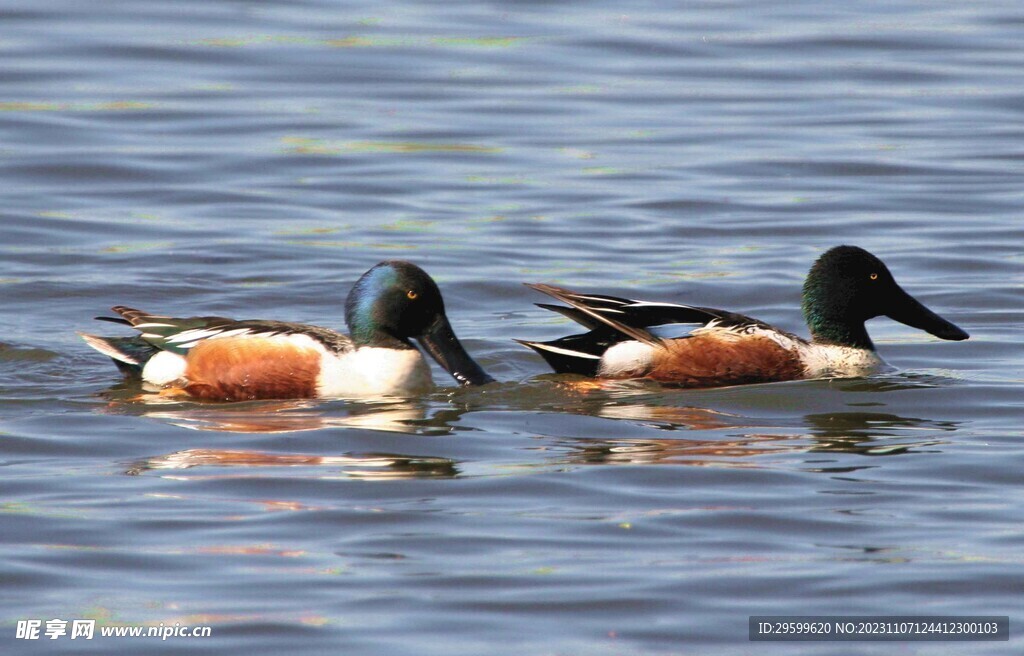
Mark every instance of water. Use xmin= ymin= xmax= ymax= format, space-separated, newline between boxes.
xmin=1 ymin=0 xmax=1022 ymax=654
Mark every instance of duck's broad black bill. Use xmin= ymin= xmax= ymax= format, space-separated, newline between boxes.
xmin=885 ymin=285 xmax=969 ymax=341
xmin=417 ymin=315 xmax=495 ymax=386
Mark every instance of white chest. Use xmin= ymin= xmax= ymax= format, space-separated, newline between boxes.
xmin=798 ymin=343 xmax=884 ymax=379
xmin=316 ymin=347 xmax=433 ymax=398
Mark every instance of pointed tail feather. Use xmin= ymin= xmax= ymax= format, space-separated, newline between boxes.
xmin=94 ymin=315 xmax=132 ymax=326
xmin=534 ymin=303 xmax=607 ymax=331
xmin=109 ymin=306 xmax=170 ymax=327
xmin=80 ymin=333 xmax=158 ymax=376
xmin=525 ymin=283 xmax=663 ymax=348
xmin=514 ymin=339 xmax=602 ymax=377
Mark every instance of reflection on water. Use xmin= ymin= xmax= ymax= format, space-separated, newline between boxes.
xmin=140 ymin=403 xmax=430 ymax=434
xmin=803 ymin=411 xmax=958 ymax=456
xmin=93 ymin=372 xmax=967 ymax=482
xmin=830 ymin=372 xmax=962 ymax=392
xmin=88 ymin=369 xmax=967 ymax=441
xmin=128 ymin=448 xmax=458 ymax=479
xmin=591 ymin=402 xmax=737 ymax=430
xmin=96 ymin=385 xmax=454 ymax=434
xmin=553 ymin=407 xmax=959 ymax=470
xmin=101 ymin=375 xmax=964 ymax=473
xmin=562 ymin=434 xmax=795 ymax=468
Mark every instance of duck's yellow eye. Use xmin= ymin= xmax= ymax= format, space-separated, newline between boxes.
xmin=869 ymin=273 xmax=878 ymax=280
xmin=407 ymin=290 xmax=418 ymax=300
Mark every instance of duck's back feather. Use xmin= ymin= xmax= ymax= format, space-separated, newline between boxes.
xmin=519 ymin=284 xmax=787 ymax=378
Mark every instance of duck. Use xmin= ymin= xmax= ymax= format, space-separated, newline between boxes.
xmin=82 ymin=260 xmax=494 ymax=401
xmin=517 ymin=246 xmax=968 ymax=388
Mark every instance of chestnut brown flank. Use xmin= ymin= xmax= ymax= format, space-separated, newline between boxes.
xmin=643 ymin=333 xmax=806 ymax=388
xmin=183 ymin=337 xmax=322 ymax=401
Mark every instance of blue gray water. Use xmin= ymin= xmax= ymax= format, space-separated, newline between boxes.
xmin=1 ymin=1 xmax=1022 ymax=654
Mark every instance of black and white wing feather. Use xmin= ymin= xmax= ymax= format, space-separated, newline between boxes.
xmin=517 ymin=283 xmax=772 ymax=375
xmin=82 ymin=306 xmax=355 ymax=374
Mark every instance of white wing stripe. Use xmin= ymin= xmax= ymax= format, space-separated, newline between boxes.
xmin=623 ymin=301 xmax=701 ymax=310
xmin=166 ymin=329 xmax=222 ymax=343
xmin=531 ymin=343 xmax=601 ymax=359
xmin=568 ymin=294 xmax=629 ymax=304
xmin=207 ymin=328 xmax=254 ymax=340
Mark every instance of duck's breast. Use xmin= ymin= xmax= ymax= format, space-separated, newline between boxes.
xmin=317 ymin=346 xmax=433 ymax=398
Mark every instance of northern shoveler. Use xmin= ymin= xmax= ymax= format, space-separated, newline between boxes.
xmin=518 ymin=246 xmax=968 ymax=388
xmin=82 ymin=261 xmax=494 ymax=401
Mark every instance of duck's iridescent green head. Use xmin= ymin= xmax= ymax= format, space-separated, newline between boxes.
xmin=345 ymin=261 xmax=494 ymax=386
xmin=801 ymin=246 xmax=969 ymax=349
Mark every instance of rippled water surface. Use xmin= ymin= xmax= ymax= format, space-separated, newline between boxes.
xmin=2 ymin=0 xmax=1022 ymax=654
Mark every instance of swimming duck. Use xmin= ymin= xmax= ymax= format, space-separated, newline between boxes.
xmin=518 ymin=246 xmax=968 ymax=387
xmin=82 ymin=261 xmax=494 ymax=401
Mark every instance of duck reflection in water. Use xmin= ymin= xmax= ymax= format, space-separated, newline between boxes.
xmin=95 ymin=382 xmax=477 ymax=435
xmin=552 ymin=399 xmax=959 ymax=469
xmin=802 ymin=411 xmax=959 ymax=458
xmin=128 ymin=448 xmax=458 ymax=479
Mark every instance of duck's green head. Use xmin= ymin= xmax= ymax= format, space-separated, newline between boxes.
xmin=801 ymin=245 xmax=969 ymax=349
xmin=345 ymin=261 xmax=494 ymax=386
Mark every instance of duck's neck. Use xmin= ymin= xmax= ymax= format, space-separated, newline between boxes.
xmin=802 ymin=296 xmax=875 ymax=350
xmin=807 ymin=316 xmax=875 ymax=350
xmin=360 ymin=332 xmax=414 ymax=351
xmin=347 ymin=318 xmax=414 ymax=351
